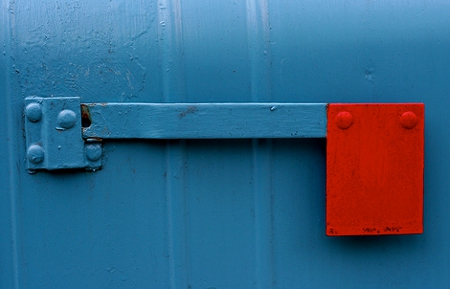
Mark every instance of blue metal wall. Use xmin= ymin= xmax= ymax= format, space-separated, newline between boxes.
xmin=2 ymin=0 xmax=450 ymax=288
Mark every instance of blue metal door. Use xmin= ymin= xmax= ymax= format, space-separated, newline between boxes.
xmin=1 ymin=0 xmax=449 ymax=288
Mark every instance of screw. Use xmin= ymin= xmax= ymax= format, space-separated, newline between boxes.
xmin=27 ymin=144 xmax=45 ymax=164
xmin=335 ymin=111 xmax=353 ymax=129
xmin=85 ymin=143 xmax=102 ymax=161
xmin=400 ymin=111 xmax=418 ymax=129
xmin=25 ymin=103 xmax=42 ymax=122
xmin=57 ymin=109 xmax=77 ymax=129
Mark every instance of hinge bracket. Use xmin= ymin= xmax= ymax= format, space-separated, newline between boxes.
xmin=24 ymin=96 xmax=102 ymax=173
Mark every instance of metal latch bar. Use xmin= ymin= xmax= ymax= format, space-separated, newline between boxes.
xmin=24 ymin=97 xmax=327 ymax=172
xmin=23 ymin=97 xmax=425 ymax=236
xmin=82 ymin=102 xmax=327 ymax=139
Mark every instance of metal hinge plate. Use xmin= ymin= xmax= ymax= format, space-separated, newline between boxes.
xmin=24 ymin=96 xmax=102 ymax=173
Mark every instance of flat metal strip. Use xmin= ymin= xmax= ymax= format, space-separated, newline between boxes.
xmin=82 ymin=103 xmax=327 ymax=139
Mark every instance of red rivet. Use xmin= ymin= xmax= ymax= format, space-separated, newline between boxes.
xmin=335 ymin=111 xmax=353 ymax=129
xmin=400 ymin=111 xmax=418 ymax=129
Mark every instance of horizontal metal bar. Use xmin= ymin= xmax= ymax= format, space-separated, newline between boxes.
xmin=82 ymin=103 xmax=327 ymax=139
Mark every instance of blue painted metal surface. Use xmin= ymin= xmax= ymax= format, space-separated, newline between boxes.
xmin=2 ymin=0 xmax=450 ymax=288
xmin=83 ymin=102 xmax=327 ymax=139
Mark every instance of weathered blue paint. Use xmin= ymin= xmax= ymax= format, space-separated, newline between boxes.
xmin=2 ymin=0 xmax=450 ymax=289
xmin=83 ymin=102 xmax=327 ymax=139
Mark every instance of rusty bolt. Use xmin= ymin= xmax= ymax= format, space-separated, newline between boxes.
xmin=335 ymin=111 xmax=353 ymax=129
xmin=400 ymin=111 xmax=418 ymax=129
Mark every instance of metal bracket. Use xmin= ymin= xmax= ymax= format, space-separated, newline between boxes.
xmin=24 ymin=96 xmax=102 ymax=173
xmin=326 ymin=104 xmax=424 ymax=236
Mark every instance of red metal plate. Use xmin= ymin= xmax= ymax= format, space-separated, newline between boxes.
xmin=326 ymin=104 xmax=424 ymax=236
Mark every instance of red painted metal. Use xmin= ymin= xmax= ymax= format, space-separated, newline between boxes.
xmin=326 ymin=104 xmax=424 ymax=236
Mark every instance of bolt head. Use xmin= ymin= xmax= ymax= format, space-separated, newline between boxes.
xmin=85 ymin=144 xmax=102 ymax=161
xmin=27 ymin=144 xmax=45 ymax=164
xmin=25 ymin=103 xmax=42 ymax=122
xmin=57 ymin=109 xmax=77 ymax=129
xmin=335 ymin=111 xmax=353 ymax=129
xmin=400 ymin=111 xmax=418 ymax=129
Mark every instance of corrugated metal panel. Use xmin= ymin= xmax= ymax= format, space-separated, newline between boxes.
xmin=2 ymin=0 xmax=450 ymax=288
